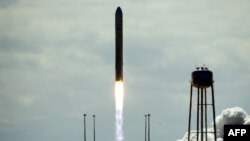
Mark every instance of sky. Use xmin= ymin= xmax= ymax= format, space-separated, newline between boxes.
xmin=0 ymin=0 xmax=250 ymax=141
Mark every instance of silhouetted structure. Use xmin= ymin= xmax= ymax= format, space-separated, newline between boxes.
xmin=83 ymin=114 xmax=87 ymax=141
xmin=83 ymin=114 xmax=96 ymax=141
xmin=144 ymin=114 xmax=151 ymax=141
xmin=115 ymin=7 xmax=123 ymax=81
xmin=145 ymin=114 xmax=147 ymax=141
xmin=187 ymin=67 xmax=217 ymax=141
xmin=93 ymin=115 xmax=96 ymax=141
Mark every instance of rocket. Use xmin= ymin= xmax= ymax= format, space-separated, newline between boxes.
xmin=115 ymin=7 xmax=123 ymax=81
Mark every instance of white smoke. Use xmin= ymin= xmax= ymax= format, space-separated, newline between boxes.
xmin=216 ymin=107 xmax=250 ymax=138
xmin=177 ymin=107 xmax=250 ymax=141
xmin=116 ymin=110 xmax=124 ymax=141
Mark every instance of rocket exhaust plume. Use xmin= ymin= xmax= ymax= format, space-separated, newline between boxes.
xmin=115 ymin=7 xmax=124 ymax=141
xmin=115 ymin=81 xmax=124 ymax=141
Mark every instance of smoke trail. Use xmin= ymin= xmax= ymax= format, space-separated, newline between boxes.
xmin=115 ymin=81 xmax=124 ymax=141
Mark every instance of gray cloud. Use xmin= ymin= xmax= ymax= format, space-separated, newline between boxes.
xmin=0 ymin=0 xmax=18 ymax=8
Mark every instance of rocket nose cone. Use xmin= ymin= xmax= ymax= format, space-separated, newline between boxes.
xmin=116 ymin=7 xmax=122 ymax=16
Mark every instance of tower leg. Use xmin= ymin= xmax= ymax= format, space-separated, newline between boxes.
xmin=211 ymin=85 xmax=217 ymax=141
xmin=197 ymin=86 xmax=200 ymax=141
xmin=201 ymin=88 xmax=204 ymax=141
xmin=188 ymin=84 xmax=193 ymax=141
xmin=205 ymin=88 xmax=208 ymax=141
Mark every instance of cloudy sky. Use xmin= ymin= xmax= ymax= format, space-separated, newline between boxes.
xmin=0 ymin=0 xmax=250 ymax=141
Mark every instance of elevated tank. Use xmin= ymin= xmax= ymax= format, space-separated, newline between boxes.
xmin=191 ymin=68 xmax=213 ymax=88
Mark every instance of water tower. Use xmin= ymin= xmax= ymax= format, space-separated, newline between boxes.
xmin=187 ymin=67 xmax=217 ymax=141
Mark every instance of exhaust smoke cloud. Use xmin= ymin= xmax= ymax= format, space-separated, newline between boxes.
xmin=177 ymin=107 xmax=250 ymax=141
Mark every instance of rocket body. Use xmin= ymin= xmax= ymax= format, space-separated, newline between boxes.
xmin=115 ymin=7 xmax=123 ymax=81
